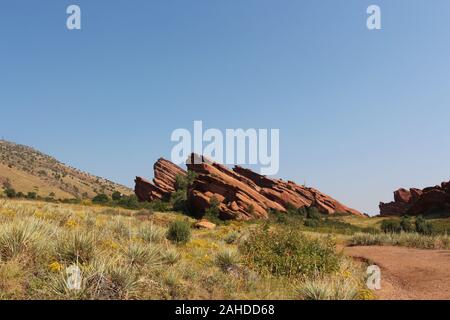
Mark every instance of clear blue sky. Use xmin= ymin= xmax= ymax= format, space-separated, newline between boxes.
xmin=1 ymin=1 xmax=450 ymax=215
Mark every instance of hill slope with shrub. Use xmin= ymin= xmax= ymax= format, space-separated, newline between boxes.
xmin=0 ymin=140 xmax=132 ymax=199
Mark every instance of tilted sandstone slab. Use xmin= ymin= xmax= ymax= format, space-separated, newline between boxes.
xmin=233 ymin=166 xmax=362 ymax=216
xmin=187 ymin=156 xmax=285 ymax=220
xmin=186 ymin=154 xmax=361 ymax=220
xmin=135 ymin=158 xmax=186 ymax=201
xmin=136 ymin=155 xmax=362 ymax=220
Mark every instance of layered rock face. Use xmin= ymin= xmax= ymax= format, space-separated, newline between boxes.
xmin=233 ymin=166 xmax=362 ymax=216
xmin=136 ymin=155 xmax=362 ymax=220
xmin=135 ymin=158 xmax=186 ymax=201
xmin=186 ymin=155 xmax=286 ymax=220
xmin=379 ymin=181 xmax=450 ymax=216
xmin=186 ymin=154 xmax=362 ymax=220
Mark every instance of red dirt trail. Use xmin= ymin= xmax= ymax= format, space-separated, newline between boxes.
xmin=343 ymin=246 xmax=450 ymax=300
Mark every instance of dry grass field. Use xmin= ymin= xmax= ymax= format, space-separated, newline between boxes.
xmin=0 ymin=199 xmax=372 ymax=300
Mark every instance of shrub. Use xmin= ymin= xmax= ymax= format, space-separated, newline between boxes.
xmin=307 ymin=207 xmax=322 ymax=220
xmin=26 ymin=192 xmax=37 ymax=200
xmin=171 ymin=172 xmax=197 ymax=214
xmin=92 ymin=194 xmax=110 ymax=204
xmin=151 ymin=200 xmax=170 ymax=212
xmin=204 ymin=197 xmax=222 ymax=224
xmin=270 ymin=210 xmax=288 ymax=224
xmin=5 ymin=188 xmax=16 ymax=199
xmin=400 ymin=216 xmax=415 ymax=233
xmin=380 ymin=219 xmax=402 ymax=233
xmin=224 ymin=231 xmax=239 ymax=244
xmin=111 ymin=191 xmax=122 ymax=201
xmin=117 ymin=195 xmax=141 ymax=209
xmin=240 ymin=228 xmax=340 ymax=277
xmin=304 ymin=219 xmax=319 ymax=228
xmin=215 ymin=249 xmax=239 ymax=272
xmin=415 ymin=216 xmax=435 ymax=235
xmin=175 ymin=171 xmax=197 ymax=190
xmin=166 ymin=220 xmax=191 ymax=244
xmin=171 ymin=189 xmax=187 ymax=212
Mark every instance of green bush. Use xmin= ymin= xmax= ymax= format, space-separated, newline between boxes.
xmin=5 ymin=188 xmax=16 ymax=198
xmin=150 ymin=200 xmax=170 ymax=212
xmin=380 ymin=219 xmax=402 ymax=233
xmin=92 ymin=194 xmax=110 ymax=204
xmin=307 ymin=207 xmax=322 ymax=220
xmin=111 ymin=191 xmax=122 ymax=201
xmin=224 ymin=231 xmax=239 ymax=244
xmin=204 ymin=196 xmax=222 ymax=224
xmin=171 ymin=189 xmax=188 ymax=212
xmin=117 ymin=195 xmax=140 ymax=209
xmin=240 ymin=228 xmax=340 ymax=277
xmin=304 ymin=219 xmax=319 ymax=227
xmin=400 ymin=216 xmax=415 ymax=233
xmin=26 ymin=192 xmax=37 ymax=200
xmin=175 ymin=173 xmax=196 ymax=191
xmin=415 ymin=216 xmax=435 ymax=235
xmin=166 ymin=220 xmax=191 ymax=244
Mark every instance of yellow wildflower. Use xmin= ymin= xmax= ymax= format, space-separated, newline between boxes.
xmin=358 ymin=289 xmax=376 ymax=300
xmin=65 ymin=218 xmax=78 ymax=228
xmin=48 ymin=262 xmax=62 ymax=273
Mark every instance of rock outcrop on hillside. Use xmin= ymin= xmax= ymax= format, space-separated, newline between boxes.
xmin=379 ymin=181 xmax=450 ymax=216
xmin=135 ymin=154 xmax=362 ymax=220
xmin=186 ymin=154 xmax=286 ymax=220
xmin=135 ymin=158 xmax=186 ymax=201
xmin=233 ymin=166 xmax=362 ymax=216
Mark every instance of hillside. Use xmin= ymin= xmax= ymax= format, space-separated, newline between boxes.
xmin=0 ymin=140 xmax=132 ymax=199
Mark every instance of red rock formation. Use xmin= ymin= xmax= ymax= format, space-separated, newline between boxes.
xmin=186 ymin=154 xmax=362 ymax=220
xmin=186 ymin=155 xmax=285 ymax=220
xmin=136 ymin=155 xmax=363 ymax=220
xmin=135 ymin=158 xmax=186 ymax=201
xmin=380 ymin=181 xmax=450 ymax=216
xmin=233 ymin=166 xmax=362 ymax=216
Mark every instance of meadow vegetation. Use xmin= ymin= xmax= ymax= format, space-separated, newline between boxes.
xmin=0 ymin=199 xmax=372 ymax=300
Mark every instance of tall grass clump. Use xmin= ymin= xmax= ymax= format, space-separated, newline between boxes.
xmin=215 ymin=249 xmax=239 ymax=272
xmin=297 ymin=276 xmax=359 ymax=300
xmin=47 ymin=259 xmax=141 ymax=300
xmin=166 ymin=220 xmax=191 ymax=244
xmin=138 ymin=223 xmax=166 ymax=243
xmin=122 ymin=242 xmax=163 ymax=268
xmin=0 ymin=218 xmax=55 ymax=261
xmin=55 ymin=231 xmax=96 ymax=264
xmin=349 ymin=232 xmax=450 ymax=249
xmin=240 ymin=228 xmax=340 ymax=277
xmin=162 ymin=248 xmax=181 ymax=265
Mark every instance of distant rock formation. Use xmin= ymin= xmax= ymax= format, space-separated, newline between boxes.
xmin=135 ymin=158 xmax=186 ymax=201
xmin=379 ymin=181 xmax=450 ymax=216
xmin=135 ymin=154 xmax=363 ymax=220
